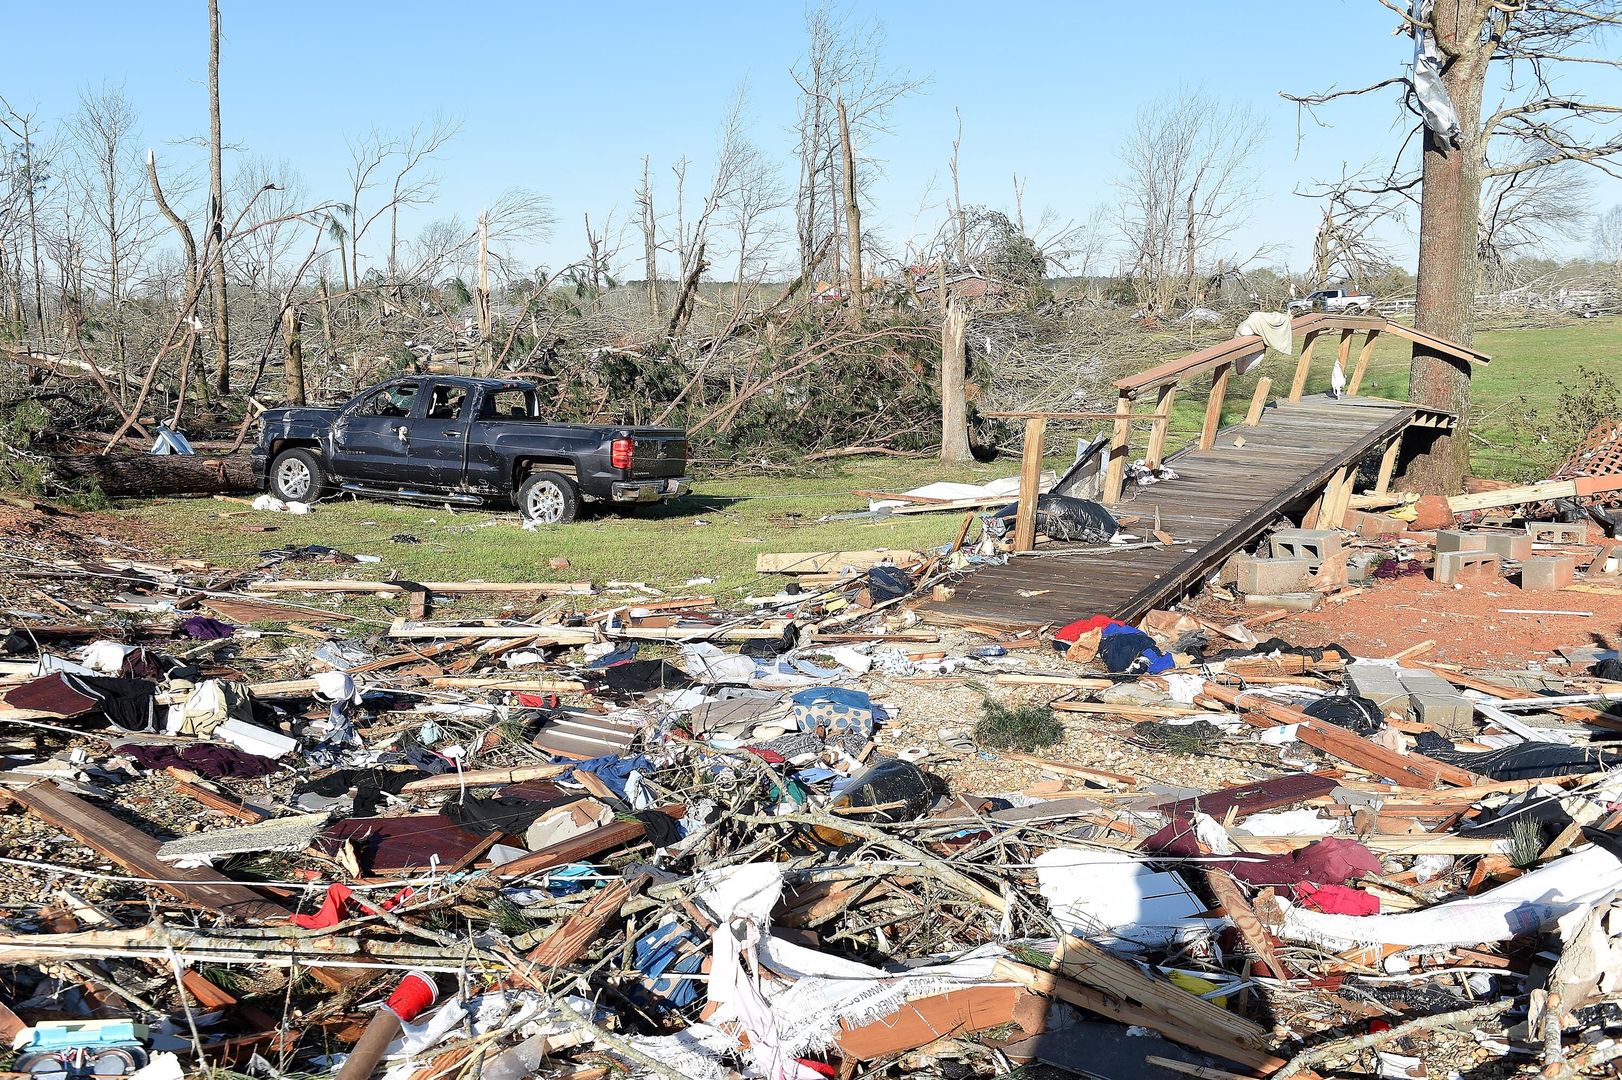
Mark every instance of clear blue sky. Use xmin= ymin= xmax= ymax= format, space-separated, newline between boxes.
xmin=7 ymin=1 xmax=1620 ymax=279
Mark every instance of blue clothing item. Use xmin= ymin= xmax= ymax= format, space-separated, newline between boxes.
xmin=552 ymin=753 xmax=654 ymax=801
xmin=630 ymin=922 xmax=705 ymax=1009
xmin=1099 ymin=624 xmax=1175 ymax=674
xmin=587 ymin=643 xmax=640 ymax=669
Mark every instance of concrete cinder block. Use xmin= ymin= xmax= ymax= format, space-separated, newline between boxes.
xmin=1242 ymin=591 xmax=1321 ymax=612
xmin=1270 ymin=529 xmax=1343 ymax=568
xmin=1237 ymin=555 xmax=1313 ymax=596
xmin=1526 ymin=522 xmax=1588 ymax=545
xmin=1351 ymin=510 xmax=1407 ymax=538
xmin=1520 ymin=554 xmax=1577 ymax=592
xmin=1347 ymin=663 xmax=1409 ymax=713
xmin=1480 ymin=531 xmax=1533 ymax=562
xmin=1435 ymin=549 xmax=1502 ymax=585
xmin=1397 ymin=671 xmax=1458 ymax=698
xmin=1410 ymin=693 xmax=1476 ymax=739
xmin=1435 ymin=529 xmax=1488 ymax=554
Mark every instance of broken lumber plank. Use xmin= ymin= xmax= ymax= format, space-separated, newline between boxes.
xmin=249 ymin=579 xmax=594 ymax=596
xmin=427 ymin=677 xmax=588 ymax=691
xmin=388 ymin=619 xmax=598 ymax=644
xmin=165 ymin=768 xmax=266 ymax=823
xmin=12 ymin=783 xmax=288 ymax=921
xmin=1410 ymin=662 xmax=1622 ymax=732
xmin=1199 ymin=683 xmax=1482 ymax=788
xmin=0 ymin=925 xmax=487 ymax=972
xmin=991 ymin=953 xmax=1282 ymax=1072
xmin=755 ymin=549 xmax=922 ymax=574
xmin=399 ymin=764 xmax=575 ymax=794
xmin=1447 ymin=474 xmax=1622 ymax=513
xmin=523 ymin=873 xmax=647 ymax=968
xmin=493 ymin=819 xmax=649 ymax=880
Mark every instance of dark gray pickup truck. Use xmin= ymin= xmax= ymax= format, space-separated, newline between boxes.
xmin=251 ymin=375 xmax=688 ymax=524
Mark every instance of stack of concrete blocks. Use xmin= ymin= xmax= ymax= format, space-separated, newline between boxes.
xmin=1344 ymin=663 xmax=1408 ymax=717
xmin=1433 ymin=530 xmax=1503 ymax=585
xmin=1396 ymin=669 xmax=1476 ymax=739
xmin=1270 ymin=529 xmax=1342 ymax=568
xmin=1347 ymin=663 xmax=1476 ymax=737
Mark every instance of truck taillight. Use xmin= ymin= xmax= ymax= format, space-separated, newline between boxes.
xmin=610 ymin=438 xmax=634 ymax=470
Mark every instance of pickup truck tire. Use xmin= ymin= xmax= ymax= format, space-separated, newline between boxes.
xmin=1343 ymin=303 xmax=1365 ymax=316
xmin=517 ymin=471 xmax=580 ymax=525
xmin=268 ymin=448 xmax=327 ymax=503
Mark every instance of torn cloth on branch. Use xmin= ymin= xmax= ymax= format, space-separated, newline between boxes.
xmin=1410 ymin=0 xmax=1463 ymax=146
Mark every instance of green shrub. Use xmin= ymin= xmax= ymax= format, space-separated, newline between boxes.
xmin=975 ymin=699 xmax=1063 ymax=751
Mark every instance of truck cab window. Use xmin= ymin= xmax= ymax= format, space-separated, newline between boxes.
xmin=426 ymin=385 xmax=467 ymax=420
xmin=356 ymin=382 xmax=419 ymax=419
xmin=482 ymin=388 xmax=536 ymax=420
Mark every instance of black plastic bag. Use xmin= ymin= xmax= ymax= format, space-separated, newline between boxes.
xmin=867 ymin=565 xmax=915 ymax=602
xmin=984 ymin=495 xmax=1119 ymax=544
xmin=1304 ymin=692 xmax=1384 ymax=736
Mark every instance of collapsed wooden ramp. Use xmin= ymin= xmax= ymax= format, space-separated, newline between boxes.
xmin=925 ymin=396 xmax=1423 ymax=629
xmin=923 ymin=313 xmax=1483 ymax=631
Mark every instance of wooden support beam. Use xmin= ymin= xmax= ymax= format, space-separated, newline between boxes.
xmin=1243 ymin=376 xmax=1272 ymax=427
xmin=1102 ymin=393 xmax=1131 ymax=504
xmin=1374 ymin=436 xmax=1402 ymax=494
xmin=1143 ymin=383 xmax=1178 ymax=470
xmin=1288 ymin=330 xmax=1321 ymax=402
xmin=1346 ymin=329 xmax=1380 ymax=396
xmin=1198 ymin=362 xmax=1231 ymax=451
xmin=1013 ymin=416 xmax=1047 ymax=551
xmin=1323 ymin=467 xmax=1356 ymax=529
xmin=1302 ymin=465 xmax=1347 ymax=530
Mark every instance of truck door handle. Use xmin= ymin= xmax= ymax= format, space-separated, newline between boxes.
xmin=444 ymin=429 xmax=461 ymax=437
xmin=397 ymin=426 xmax=409 ymax=441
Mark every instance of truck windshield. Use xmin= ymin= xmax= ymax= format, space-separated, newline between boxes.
xmin=482 ymin=388 xmax=537 ymax=420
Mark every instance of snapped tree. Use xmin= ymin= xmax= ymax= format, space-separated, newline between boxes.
xmin=1287 ymin=0 xmax=1622 ymax=493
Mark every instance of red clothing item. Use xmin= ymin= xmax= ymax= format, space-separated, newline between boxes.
xmin=292 ymin=882 xmax=413 ymax=929
xmin=1054 ymin=615 xmax=1126 ymax=643
xmin=1295 ymin=881 xmax=1379 ymax=915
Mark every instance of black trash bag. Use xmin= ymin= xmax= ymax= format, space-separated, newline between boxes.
xmin=1593 ymin=657 xmax=1622 ymax=683
xmin=1304 ymin=692 xmax=1384 ymax=736
xmin=984 ymin=495 xmax=1119 ymax=544
xmin=867 ymin=565 xmax=915 ymax=603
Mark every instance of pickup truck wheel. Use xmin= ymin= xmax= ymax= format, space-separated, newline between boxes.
xmin=517 ymin=471 xmax=579 ymax=525
xmin=269 ymin=448 xmax=326 ymax=503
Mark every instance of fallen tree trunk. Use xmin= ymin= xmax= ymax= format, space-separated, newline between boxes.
xmin=49 ymin=453 xmax=256 ymax=496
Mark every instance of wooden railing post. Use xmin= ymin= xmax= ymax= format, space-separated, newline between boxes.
xmin=1143 ymin=382 xmax=1177 ymax=470
xmin=1012 ymin=415 xmax=1047 ymax=552
xmin=1288 ymin=331 xmax=1321 ymax=402
xmin=1346 ymin=329 xmax=1380 ymax=397
xmin=1102 ymin=392 xmax=1132 ymax=504
xmin=1244 ymin=376 xmax=1272 ymax=426
xmin=1199 ymin=363 xmax=1231 ymax=450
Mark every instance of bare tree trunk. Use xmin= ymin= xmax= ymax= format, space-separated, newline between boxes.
xmin=951 ymin=109 xmax=966 ymax=266
xmin=638 ymin=157 xmax=661 ymax=317
xmin=1404 ymin=3 xmax=1487 ymax=495
xmin=665 ymin=240 xmax=706 ymax=341
xmin=21 ymin=132 xmax=46 ymax=344
xmin=940 ymin=302 xmax=970 ymax=463
xmin=281 ymin=305 xmax=305 ymax=406
xmin=837 ymin=97 xmax=862 ymax=321
xmin=476 ymin=212 xmax=491 ymax=368
xmin=146 ymin=150 xmax=201 ymax=415
xmin=206 ymin=0 xmax=230 ymax=396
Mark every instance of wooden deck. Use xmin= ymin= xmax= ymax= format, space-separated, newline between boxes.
xmin=924 ymin=396 xmax=1425 ymax=630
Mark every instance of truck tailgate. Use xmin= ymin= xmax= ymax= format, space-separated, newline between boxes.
xmin=626 ymin=428 xmax=687 ymax=478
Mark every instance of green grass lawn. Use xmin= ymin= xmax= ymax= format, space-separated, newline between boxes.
xmin=122 ymin=319 xmax=1613 ymax=608
xmin=126 ymin=457 xmax=1011 ymax=609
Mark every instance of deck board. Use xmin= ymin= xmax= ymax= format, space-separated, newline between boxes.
xmin=924 ymin=396 xmax=1418 ymax=629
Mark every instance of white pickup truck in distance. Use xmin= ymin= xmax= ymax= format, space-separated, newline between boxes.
xmin=1287 ymin=289 xmax=1374 ymax=315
